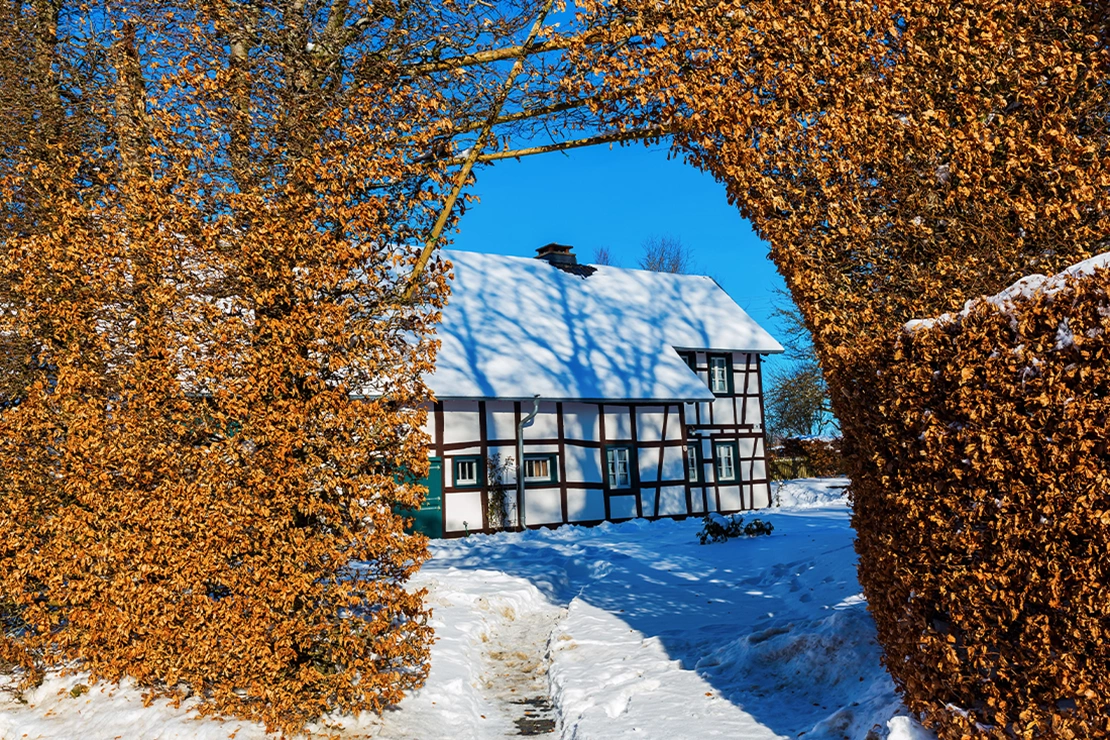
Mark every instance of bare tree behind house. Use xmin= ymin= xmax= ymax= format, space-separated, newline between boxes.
xmin=592 ymin=245 xmax=617 ymax=266
xmin=764 ymin=363 xmax=833 ymax=442
xmin=638 ymin=235 xmax=693 ymax=273
xmin=764 ymin=288 xmax=836 ymax=442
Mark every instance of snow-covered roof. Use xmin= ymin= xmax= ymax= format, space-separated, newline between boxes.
xmin=428 ymin=249 xmax=783 ymax=402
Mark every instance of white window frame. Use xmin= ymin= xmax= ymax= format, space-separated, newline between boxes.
xmin=455 ymin=458 xmax=478 ymax=487
xmin=687 ymin=444 xmax=700 ymax=482
xmin=715 ymin=442 xmax=737 ymax=482
xmin=607 ymin=447 xmax=631 ymax=489
xmin=524 ymin=456 xmax=553 ymax=483
xmin=709 ymin=356 xmax=730 ymax=394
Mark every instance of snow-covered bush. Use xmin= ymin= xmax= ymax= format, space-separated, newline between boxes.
xmin=697 ymin=513 xmax=773 ymax=544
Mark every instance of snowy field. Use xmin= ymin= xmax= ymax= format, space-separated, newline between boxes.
xmin=0 ymin=479 xmax=934 ymax=740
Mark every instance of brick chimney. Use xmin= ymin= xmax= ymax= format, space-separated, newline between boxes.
xmin=535 ymin=243 xmax=596 ymax=277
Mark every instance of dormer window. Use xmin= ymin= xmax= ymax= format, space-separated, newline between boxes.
xmin=708 ymin=355 xmax=732 ymax=394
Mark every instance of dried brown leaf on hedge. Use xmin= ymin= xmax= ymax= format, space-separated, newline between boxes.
xmin=0 ymin=1 xmax=500 ymax=735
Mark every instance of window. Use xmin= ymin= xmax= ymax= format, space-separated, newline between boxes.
xmin=606 ymin=447 xmax=632 ymax=489
xmin=523 ymin=455 xmax=557 ymax=484
xmin=677 ymin=351 xmax=697 ymax=371
xmin=686 ymin=444 xmax=701 ymax=483
xmin=453 ymin=456 xmax=481 ymax=488
xmin=708 ymin=355 xmax=731 ymax=394
xmin=715 ymin=442 xmax=738 ymax=482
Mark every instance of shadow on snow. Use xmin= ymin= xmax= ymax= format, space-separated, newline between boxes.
xmin=425 ymin=503 xmax=897 ymax=739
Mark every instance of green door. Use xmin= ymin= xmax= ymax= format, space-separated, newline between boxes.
xmin=402 ymin=457 xmax=443 ymax=539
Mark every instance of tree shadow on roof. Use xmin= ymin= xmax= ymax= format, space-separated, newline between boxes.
xmin=430 ymin=253 xmax=733 ymax=402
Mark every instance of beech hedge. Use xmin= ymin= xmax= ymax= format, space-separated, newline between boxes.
xmin=842 ymin=262 xmax=1110 ymax=738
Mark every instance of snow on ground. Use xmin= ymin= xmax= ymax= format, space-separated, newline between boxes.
xmin=0 ymin=479 xmax=932 ymax=740
xmin=772 ymin=477 xmax=851 ymax=509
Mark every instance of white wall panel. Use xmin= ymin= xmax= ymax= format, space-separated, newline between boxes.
xmin=442 ymin=401 xmax=480 ymax=445
xmin=665 ymin=406 xmax=685 ymax=440
xmin=562 ymin=405 xmax=600 ymax=441
xmin=752 ymin=481 xmax=772 ymax=509
xmin=524 ymin=488 xmax=562 ymax=526
xmin=565 ymin=446 xmax=602 ymax=484
xmin=751 ymin=459 xmax=767 ymax=482
xmin=638 ymin=447 xmax=660 ymax=482
xmin=745 ymin=397 xmax=762 ymax=426
xmin=603 ymin=407 xmax=633 ymax=441
xmin=609 ymin=494 xmax=638 ymax=520
xmin=525 ymin=402 xmax=559 ymax=439
xmin=524 ymin=443 xmax=560 ymax=455
xmin=445 ymin=492 xmax=483 ymax=533
xmin=635 ymin=408 xmax=666 ymax=442
xmin=713 ymin=399 xmax=735 ymax=426
xmin=719 ymin=485 xmax=742 ymax=512
xmin=485 ymin=401 xmax=517 ymax=442
xmin=732 ymin=353 xmax=753 ymax=393
xmin=657 ymin=486 xmax=687 ymax=516
xmin=661 ymin=445 xmax=686 ymax=482
xmin=681 ymin=403 xmax=697 ymax=427
xmin=567 ymin=490 xmax=605 ymax=522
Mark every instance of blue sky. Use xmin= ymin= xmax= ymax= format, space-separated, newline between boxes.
xmin=448 ymin=140 xmax=795 ymax=364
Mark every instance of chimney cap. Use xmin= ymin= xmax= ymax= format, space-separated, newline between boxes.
xmin=536 ymin=243 xmax=574 ymax=258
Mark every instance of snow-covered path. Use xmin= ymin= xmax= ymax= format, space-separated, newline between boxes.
xmin=0 ymin=479 xmax=934 ymax=740
xmin=369 ymin=478 xmax=930 ymax=740
xmin=362 ymin=568 xmax=566 ymax=739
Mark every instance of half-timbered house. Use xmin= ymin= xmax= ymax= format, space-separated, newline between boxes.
xmin=415 ymin=244 xmax=783 ymax=538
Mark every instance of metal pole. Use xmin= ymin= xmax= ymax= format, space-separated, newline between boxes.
xmin=516 ymin=395 xmax=540 ymax=530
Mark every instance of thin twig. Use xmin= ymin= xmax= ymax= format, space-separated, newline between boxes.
xmin=445 ymin=126 xmax=672 ymax=164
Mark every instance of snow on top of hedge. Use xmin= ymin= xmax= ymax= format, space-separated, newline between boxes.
xmin=904 ymin=251 xmax=1110 ymax=334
